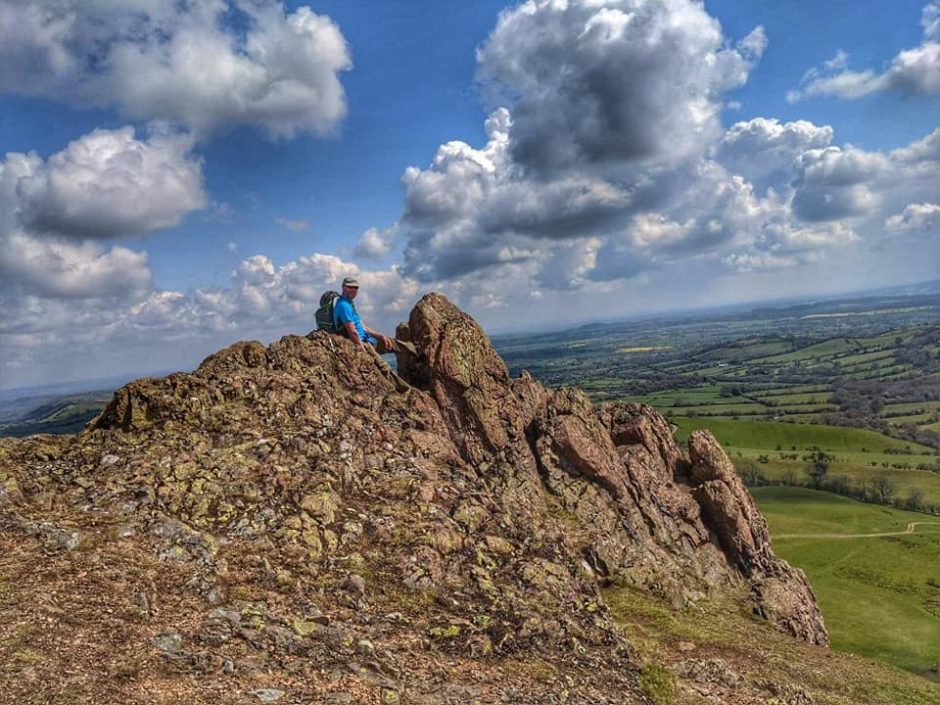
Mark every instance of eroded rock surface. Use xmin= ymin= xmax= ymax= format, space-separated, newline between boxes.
xmin=0 ymin=293 xmax=827 ymax=704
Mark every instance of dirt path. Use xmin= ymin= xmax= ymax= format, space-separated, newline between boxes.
xmin=776 ymin=521 xmax=940 ymax=540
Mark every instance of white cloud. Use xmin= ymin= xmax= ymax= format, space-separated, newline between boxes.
xmin=885 ymin=202 xmax=940 ymax=234
xmin=8 ymin=127 xmax=206 ymax=239
xmin=354 ymin=226 xmax=397 ymax=258
xmin=892 ymin=127 xmax=940 ymax=163
xmin=0 ymin=231 xmax=152 ymax=299
xmin=722 ymin=222 xmax=857 ymax=272
xmin=790 ymin=146 xmax=886 ymax=222
xmin=194 ymin=252 xmax=421 ymax=327
xmin=926 ymin=1 xmax=940 ymax=38
xmin=276 ymin=218 xmax=311 ymax=232
xmin=535 ymin=238 xmax=602 ymax=290
xmin=399 ymin=108 xmax=631 ymax=281
xmin=390 ymin=1 xmax=930 ymax=293
xmin=722 ymin=252 xmax=800 ymax=271
xmin=476 ymin=0 xmax=765 ymax=172
xmin=716 ymin=118 xmax=834 ymax=193
xmin=627 ymin=213 xmax=696 ymax=249
xmin=788 ymin=2 xmax=940 ymax=101
xmin=0 ymin=1 xmax=352 ymax=138
xmin=0 ymin=126 xmax=204 ymax=301
xmin=0 ymin=247 xmax=426 ymax=386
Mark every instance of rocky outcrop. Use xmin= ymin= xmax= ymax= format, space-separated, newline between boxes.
xmin=398 ymin=294 xmax=827 ymax=642
xmin=687 ymin=431 xmax=827 ymax=644
xmin=0 ymin=293 xmax=827 ymax=705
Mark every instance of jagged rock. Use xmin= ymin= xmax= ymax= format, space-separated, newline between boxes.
xmin=751 ymin=563 xmax=830 ymax=647
xmin=688 ymin=430 xmax=828 ymax=645
xmin=396 ymin=293 xmax=531 ymax=466
xmin=0 ymin=292 xmax=829 ymax=704
xmin=688 ymin=430 xmax=775 ymax=573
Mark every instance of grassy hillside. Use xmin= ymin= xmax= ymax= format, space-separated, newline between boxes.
xmin=754 ymin=487 xmax=940 ymax=675
xmin=606 ymin=582 xmax=939 ymax=705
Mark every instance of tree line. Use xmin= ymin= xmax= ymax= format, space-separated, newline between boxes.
xmin=737 ymin=452 xmax=938 ymax=515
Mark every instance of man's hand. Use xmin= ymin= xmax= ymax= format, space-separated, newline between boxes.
xmin=378 ymin=334 xmax=394 ymax=351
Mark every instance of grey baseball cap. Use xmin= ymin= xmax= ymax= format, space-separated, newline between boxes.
xmin=342 ymin=277 xmax=359 ymax=288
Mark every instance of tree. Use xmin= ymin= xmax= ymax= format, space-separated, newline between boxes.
xmin=871 ymin=475 xmax=896 ymax=505
xmin=806 ymin=450 xmax=833 ymax=489
xmin=737 ymin=460 xmax=766 ymax=487
xmin=827 ymin=475 xmax=851 ymax=496
xmin=904 ymin=488 xmax=925 ymax=511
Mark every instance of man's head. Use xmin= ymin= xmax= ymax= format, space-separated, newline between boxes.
xmin=341 ymin=276 xmax=359 ymax=299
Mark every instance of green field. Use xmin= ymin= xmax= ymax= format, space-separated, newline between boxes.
xmin=755 ymin=338 xmax=858 ymax=363
xmin=673 ymin=418 xmax=934 ymax=455
xmin=882 ymin=401 xmax=940 ymax=415
xmin=757 ymin=392 xmax=834 ymax=404
xmin=754 ymin=487 xmax=940 ymax=675
xmin=889 ymin=412 xmax=938 ymax=424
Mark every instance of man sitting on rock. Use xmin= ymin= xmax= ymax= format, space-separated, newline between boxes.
xmin=334 ymin=277 xmax=415 ymax=355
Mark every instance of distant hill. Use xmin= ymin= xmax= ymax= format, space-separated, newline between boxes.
xmin=0 ymin=391 xmax=112 ymax=438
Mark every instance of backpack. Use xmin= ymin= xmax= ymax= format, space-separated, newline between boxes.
xmin=315 ymin=290 xmax=342 ymax=333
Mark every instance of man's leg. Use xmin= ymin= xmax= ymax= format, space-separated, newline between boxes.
xmin=374 ymin=338 xmax=417 ymax=355
xmin=367 ymin=340 xmax=411 ymax=392
xmin=394 ymin=339 xmax=418 ymax=355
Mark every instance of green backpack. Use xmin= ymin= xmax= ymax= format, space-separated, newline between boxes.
xmin=315 ymin=291 xmax=342 ymax=333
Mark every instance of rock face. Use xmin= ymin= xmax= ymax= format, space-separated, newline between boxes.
xmin=0 ymin=293 xmax=827 ymax=705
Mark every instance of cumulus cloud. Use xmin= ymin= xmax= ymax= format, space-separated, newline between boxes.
xmin=476 ymin=0 xmax=765 ymax=172
xmin=187 ymin=253 xmax=420 ymax=329
xmin=399 ymin=108 xmax=630 ymax=281
xmin=716 ymin=118 xmax=834 ymax=193
xmin=390 ymin=0 xmax=929 ymax=292
xmin=722 ymin=252 xmax=801 ymax=271
xmin=0 ymin=0 xmax=351 ymax=138
xmin=354 ymin=226 xmax=397 ymax=259
xmin=788 ymin=2 xmax=940 ymax=101
xmin=722 ymin=222 xmax=857 ymax=271
xmin=5 ymin=127 xmax=206 ymax=239
xmin=535 ymin=238 xmax=603 ymax=290
xmin=790 ymin=146 xmax=886 ymax=222
xmin=0 ymin=231 xmax=152 ymax=299
xmin=885 ymin=202 xmax=940 ymax=233
xmin=892 ymin=126 xmax=940 ymax=163
xmin=0 ymin=126 xmax=206 ymax=302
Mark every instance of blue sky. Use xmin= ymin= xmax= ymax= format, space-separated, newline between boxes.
xmin=0 ymin=0 xmax=938 ymax=388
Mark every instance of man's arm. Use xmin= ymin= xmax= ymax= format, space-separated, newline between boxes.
xmin=344 ymin=321 xmax=368 ymax=350
xmin=362 ymin=323 xmax=393 ymax=349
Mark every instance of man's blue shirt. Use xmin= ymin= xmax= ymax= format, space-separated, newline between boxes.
xmin=334 ymin=296 xmax=376 ymax=345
